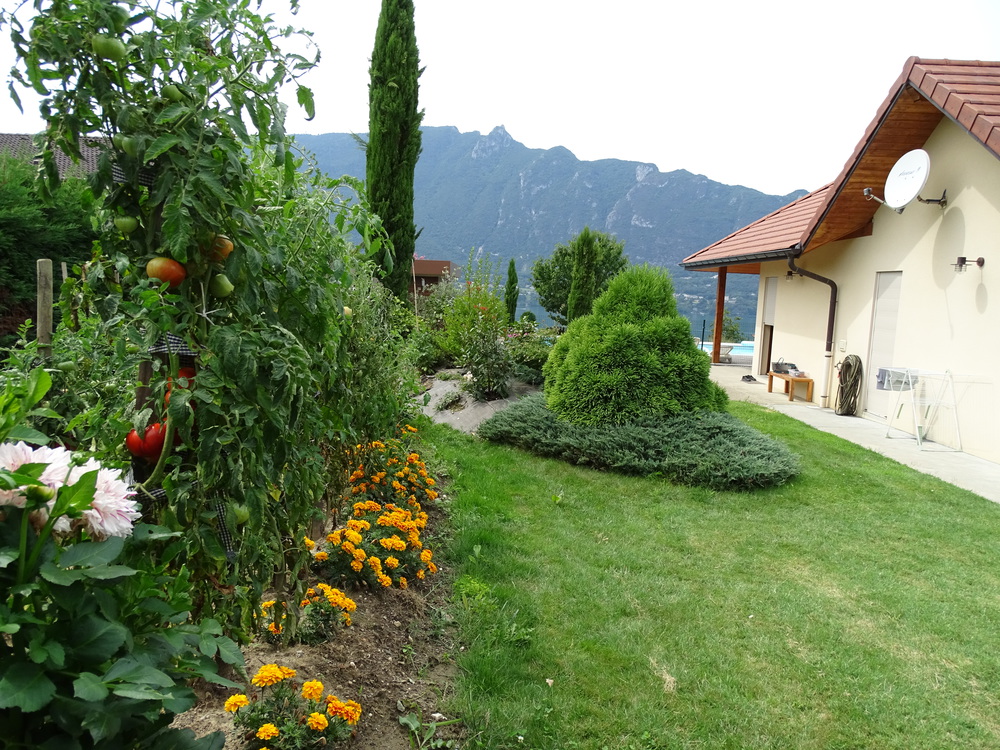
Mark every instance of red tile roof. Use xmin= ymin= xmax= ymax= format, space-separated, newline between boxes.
xmin=0 ymin=133 xmax=104 ymax=177
xmin=681 ymin=185 xmax=832 ymax=272
xmin=681 ymin=57 xmax=1000 ymax=272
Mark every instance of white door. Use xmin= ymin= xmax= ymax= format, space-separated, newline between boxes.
xmin=864 ymin=271 xmax=902 ymax=420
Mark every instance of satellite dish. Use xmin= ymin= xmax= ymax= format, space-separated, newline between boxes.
xmin=884 ymin=149 xmax=931 ymax=210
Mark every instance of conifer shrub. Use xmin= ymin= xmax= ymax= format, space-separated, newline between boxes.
xmin=477 ymin=393 xmax=800 ymax=491
xmin=543 ymin=265 xmax=727 ymax=426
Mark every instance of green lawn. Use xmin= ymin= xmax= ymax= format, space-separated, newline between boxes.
xmin=426 ymin=401 xmax=1000 ymax=750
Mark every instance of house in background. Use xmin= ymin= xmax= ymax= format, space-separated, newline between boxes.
xmin=410 ymin=258 xmax=456 ymax=297
xmin=681 ymin=58 xmax=1000 ymax=464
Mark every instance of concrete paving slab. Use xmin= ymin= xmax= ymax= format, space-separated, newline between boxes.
xmin=710 ymin=365 xmax=1000 ymax=504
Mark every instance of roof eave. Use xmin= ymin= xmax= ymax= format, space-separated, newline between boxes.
xmin=680 ymin=247 xmax=798 ymax=271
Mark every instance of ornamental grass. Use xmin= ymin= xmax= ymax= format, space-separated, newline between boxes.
xmin=227 ymin=664 xmax=360 ymax=749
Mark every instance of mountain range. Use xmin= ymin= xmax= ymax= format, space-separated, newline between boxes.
xmin=295 ymin=126 xmax=806 ymax=331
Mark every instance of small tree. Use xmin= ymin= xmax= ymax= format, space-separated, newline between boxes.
xmin=543 ymin=265 xmax=728 ymax=426
xmin=367 ymin=0 xmax=424 ymax=300
xmin=566 ymin=226 xmax=597 ymax=322
xmin=532 ymin=229 xmax=628 ymax=326
xmin=504 ymin=258 xmax=519 ymax=323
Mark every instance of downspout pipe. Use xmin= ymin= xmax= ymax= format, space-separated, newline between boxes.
xmin=787 ymin=250 xmax=838 ymax=407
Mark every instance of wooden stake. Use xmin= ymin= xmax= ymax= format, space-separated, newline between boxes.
xmin=36 ymin=259 xmax=53 ymax=361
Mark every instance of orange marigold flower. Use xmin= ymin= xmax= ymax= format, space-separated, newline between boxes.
xmin=350 ymin=560 xmax=364 ymax=572
xmin=224 ymin=694 xmax=249 ymax=712
xmin=307 ymin=712 xmax=329 ymax=731
xmin=256 ymin=723 xmax=279 ymax=740
xmin=385 ymin=556 xmax=399 ymax=569
xmin=352 ymin=548 xmax=367 ymax=562
xmin=261 ymin=600 xmax=276 ymax=610
xmin=327 ymin=696 xmax=364 ymax=725
xmin=327 ymin=531 xmax=341 ymax=545
xmin=278 ymin=666 xmax=296 ymax=679
xmin=251 ymin=664 xmax=287 ymax=687
xmin=267 ymin=622 xmax=283 ymax=635
xmin=398 ymin=576 xmax=408 ymax=589
xmin=416 ymin=569 xmax=425 ymax=580
xmin=427 ymin=562 xmax=438 ymax=574
xmin=345 ymin=530 xmax=363 ymax=545
xmin=425 ymin=478 xmax=435 ymax=486
xmin=302 ymin=680 xmax=324 ymax=701
xmin=378 ymin=574 xmax=392 ymax=587
xmin=420 ymin=549 xmax=433 ymax=563
xmin=314 ymin=551 xmax=329 ymax=562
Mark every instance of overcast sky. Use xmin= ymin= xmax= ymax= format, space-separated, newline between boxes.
xmin=3 ymin=1 xmax=1000 ymax=195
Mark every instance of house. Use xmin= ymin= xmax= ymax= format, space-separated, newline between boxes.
xmin=681 ymin=58 xmax=1000 ymax=463
xmin=410 ymin=258 xmax=456 ymax=297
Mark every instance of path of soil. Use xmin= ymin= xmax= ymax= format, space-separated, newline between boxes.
xmin=173 ymin=375 xmax=536 ymax=748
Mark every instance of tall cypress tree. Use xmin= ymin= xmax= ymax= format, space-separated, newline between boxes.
xmin=504 ymin=258 xmax=519 ymax=323
xmin=566 ymin=226 xmax=598 ymax=322
xmin=367 ymin=0 xmax=423 ymax=299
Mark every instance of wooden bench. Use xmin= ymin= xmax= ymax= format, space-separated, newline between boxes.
xmin=767 ymin=371 xmax=814 ymax=402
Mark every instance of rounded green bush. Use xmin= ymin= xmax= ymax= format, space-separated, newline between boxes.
xmin=542 ymin=265 xmax=727 ymax=426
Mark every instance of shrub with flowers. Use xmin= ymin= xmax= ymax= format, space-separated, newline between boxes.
xmin=0 ymin=369 xmax=241 ymax=747
xmin=310 ymin=429 xmax=440 ymax=589
xmin=296 ymin=583 xmax=357 ymax=644
xmin=228 ymin=664 xmax=361 ymax=749
xmin=343 ymin=427 xmax=440 ymax=507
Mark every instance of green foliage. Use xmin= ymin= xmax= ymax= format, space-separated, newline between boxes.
xmin=0 ymin=369 xmax=239 ymax=749
xmin=544 ymin=264 xmax=727 ymax=426
xmin=478 ymin=393 xmax=799 ymax=490
xmin=506 ymin=320 xmax=556 ymax=386
xmin=440 ymin=251 xmax=513 ymax=399
xmin=0 ymin=152 xmax=95 ymax=340
xmin=504 ymin=258 xmax=519 ymax=323
xmin=367 ymin=0 xmax=424 ymax=299
xmin=713 ymin=307 xmax=746 ymax=342
xmin=531 ymin=229 xmax=628 ymax=327
xmin=1 ymin=0 xmax=413 ymax=644
xmin=566 ymin=226 xmax=597 ymax=322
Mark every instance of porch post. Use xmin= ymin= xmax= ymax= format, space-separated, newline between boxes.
xmin=711 ymin=267 xmax=727 ymax=364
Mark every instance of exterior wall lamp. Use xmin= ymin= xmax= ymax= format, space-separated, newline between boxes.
xmin=952 ymin=256 xmax=985 ymax=273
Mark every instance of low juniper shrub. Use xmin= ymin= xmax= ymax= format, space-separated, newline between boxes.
xmin=477 ymin=393 xmax=800 ymax=491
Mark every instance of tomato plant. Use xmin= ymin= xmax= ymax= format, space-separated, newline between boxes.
xmin=3 ymin=0 xmax=398 ymax=648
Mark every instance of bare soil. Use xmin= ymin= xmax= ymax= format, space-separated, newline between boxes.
xmin=172 ymin=375 xmax=525 ymax=749
xmin=172 ymin=508 xmax=465 ymax=750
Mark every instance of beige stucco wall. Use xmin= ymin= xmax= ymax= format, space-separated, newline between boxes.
xmin=755 ymin=118 xmax=1000 ymax=463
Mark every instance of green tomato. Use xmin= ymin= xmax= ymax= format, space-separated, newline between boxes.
xmin=55 ymin=361 xmax=78 ymax=373
xmin=120 ymin=135 xmax=140 ymax=158
xmin=107 ymin=6 xmax=130 ymax=34
xmin=162 ymin=84 xmax=185 ymax=102
xmin=232 ymin=504 xmax=250 ymax=525
xmin=92 ymin=35 xmax=127 ymax=62
xmin=209 ymin=273 xmax=235 ymax=298
xmin=114 ymin=215 xmax=139 ymax=234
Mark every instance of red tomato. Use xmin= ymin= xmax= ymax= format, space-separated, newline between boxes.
xmin=125 ymin=428 xmax=145 ymax=456
xmin=167 ymin=366 xmax=196 ymax=392
xmin=146 ymin=257 xmax=186 ymax=288
xmin=124 ymin=422 xmax=168 ymax=461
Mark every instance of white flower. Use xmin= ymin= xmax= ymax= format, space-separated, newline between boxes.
xmin=0 ymin=442 xmax=139 ymax=537
xmin=82 ymin=468 xmax=140 ymax=538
